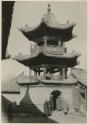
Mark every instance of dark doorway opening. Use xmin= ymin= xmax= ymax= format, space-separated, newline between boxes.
xmin=50 ymin=90 xmax=62 ymax=110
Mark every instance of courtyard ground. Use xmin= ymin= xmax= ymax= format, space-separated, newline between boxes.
xmin=49 ymin=110 xmax=86 ymax=123
xmin=2 ymin=109 xmax=86 ymax=123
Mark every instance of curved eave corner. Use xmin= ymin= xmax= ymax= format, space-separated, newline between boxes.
xmin=18 ymin=21 xmax=76 ymax=33
xmin=18 ymin=21 xmax=76 ymax=42
xmin=14 ymin=51 xmax=80 ymax=62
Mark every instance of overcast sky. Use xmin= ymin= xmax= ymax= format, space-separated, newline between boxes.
xmin=7 ymin=1 xmax=87 ymax=69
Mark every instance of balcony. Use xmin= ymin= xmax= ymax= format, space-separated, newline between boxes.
xmin=31 ymin=45 xmax=66 ymax=55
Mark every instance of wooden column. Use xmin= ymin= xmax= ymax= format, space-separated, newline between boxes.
xmin=43 ymin=67 xmax=46 ymax=79
xmin=62 ymin=68 xmax=66 ymax=79
xmin=58 ymin=41 xmax=61 ymax=47
xmin=65 ymin=68 xmax=67 ymax=79
xmin=58 ymin=69 xmax=61 ymax=80
xmin=29 ymin=67 xmax=31 ymax=80
xmin=65 ymin=48 xmax=67 ymax=53
xmin=38 ymin=67 xmax=40 ymax=76
xmin=62 ymin=42 xmax=65 ymax=47
xmin=50 ymin=72 xmax=53 ymax=80
xmin=50 ymin=73 xmax=53 ymax=80
xmin=35 ymin=42 xmax=37 ymax=49
xmin=34 ymin=70 xmax=37 ymax=80
xmin=44 ymin=36 xmax=47 ymax=46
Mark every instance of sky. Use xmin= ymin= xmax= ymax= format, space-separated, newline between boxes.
xmin=7 ymin=1 xmax=87 ymax=70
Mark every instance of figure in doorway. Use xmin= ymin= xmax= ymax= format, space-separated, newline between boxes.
xmin=56 ymin=94 xmax=69 ymax=115
xmin=43 ymin=100 xmax=52 ymax=117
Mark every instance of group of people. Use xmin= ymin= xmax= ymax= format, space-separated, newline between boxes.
xmin=43 ymin=95 xmax=69 ymax=117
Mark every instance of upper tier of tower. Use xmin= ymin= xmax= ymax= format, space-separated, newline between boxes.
xmin=15 ymin=4 xmax=80 ymax=69
xmin=19 ymin=4 xmax=76 ymax=45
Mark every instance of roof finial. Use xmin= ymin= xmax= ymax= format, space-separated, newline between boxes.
xmin=47 ymin=3 xmax=51 ymax=13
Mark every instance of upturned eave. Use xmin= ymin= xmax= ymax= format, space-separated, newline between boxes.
xmin=15 ymin=51 xmax=80 ymax=68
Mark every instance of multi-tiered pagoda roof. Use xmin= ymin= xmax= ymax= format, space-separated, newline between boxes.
xmin=15 ymin=4 xmax=80 ymax=85
xmin=19 ymin=4 xmax=76 ymax=43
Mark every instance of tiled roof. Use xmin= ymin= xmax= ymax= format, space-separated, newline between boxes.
xmin=20 ymin=12 xmax=76 ymax=33
xmin=19 ymin=5 xmax=76 ymax=42
xmin=2 ymin=75 xmax=21 ymax=94
xmin=17 ymin=72 xmax=38 ymax=85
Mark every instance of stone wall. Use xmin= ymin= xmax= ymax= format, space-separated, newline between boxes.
xmin=29 ymin=85 xmax=74 ymax=112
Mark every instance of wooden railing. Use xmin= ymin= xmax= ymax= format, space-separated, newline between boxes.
xmin=31 ymin=45 xmax=66 ymax=55
xmin=30 ymin=74 xmax=63 ymax=81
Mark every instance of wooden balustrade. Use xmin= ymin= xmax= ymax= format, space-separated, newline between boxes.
xmin=31 ymin=45 xmax=66 ymax=55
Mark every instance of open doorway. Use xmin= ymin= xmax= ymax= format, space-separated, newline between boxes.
xmin=50 ymin=90 xmax=62 ymax=110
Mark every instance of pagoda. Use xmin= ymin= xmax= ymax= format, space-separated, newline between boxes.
xmin=15 ymin=4 xmax=80 ymax=113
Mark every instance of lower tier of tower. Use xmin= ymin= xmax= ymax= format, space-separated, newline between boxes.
xmin=2 ymin=84 xmax=87 ymax=118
